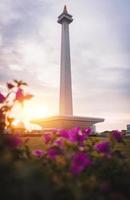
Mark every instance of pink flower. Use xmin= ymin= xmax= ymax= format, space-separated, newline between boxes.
xmin=47 ymin=148 xmax=58 ymax=160
xmin=0 ymin=93 xmax=6 ymax=103
xmin=70 ymin=152 xmax=92 ymax=175
xmin=43 ymin=133 xmax=52 ymax=144
xmin=69 ymin=128 xmax=87 ymax=143
xmin=59 ymin=129 xmax=69 ymax=139
xmin=94 ymin=141 xmax=111 ymax=154
xmin=111 ymin=130 xmax=123 ymax=142
xmin=54 ymin=138 xmax=64 ymax=147
xmin=84 ymin=128 xmax=92 ymax=136
xmin=60 ymin=128 xmax=89 ymax=143
xmin=15 ymin=88 xmax=24 ymax=102
xmin=69 ymin=128 xmax=80 ymax=142
xmin=5 ymin=135 xmax=22 ymax=149
xmin=32 ymin=149 xmax=45 ymax=158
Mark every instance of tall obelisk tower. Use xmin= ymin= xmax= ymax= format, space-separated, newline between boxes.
xmin=32 ymin=6 xmax=104 ymax=130
xmin=58 ymin=5 xmax=73 ymax=116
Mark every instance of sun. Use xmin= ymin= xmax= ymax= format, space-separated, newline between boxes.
xmin=11 ymin=100 xmax=51 ymax=122
xmin=10 ymin=99 xmax=51 ymax=131
xmin=22 ymin=101 xmax=50 ymax=122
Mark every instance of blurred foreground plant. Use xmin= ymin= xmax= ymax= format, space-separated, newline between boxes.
xmin=0 ymin=128 xmax=130 ymax=200
xmin=0 ymin=80 xmax=33 ymax=133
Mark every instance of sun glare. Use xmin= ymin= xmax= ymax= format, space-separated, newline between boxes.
xmin=12 ymin=119 xmax=20 ymax=127
xmin=22 ymin=101 xmax=50 ymax=121
xmin=10 ymin=100 xmax=51 ymax=131
xmin=11 ymin=100 xmax=50 ymax=121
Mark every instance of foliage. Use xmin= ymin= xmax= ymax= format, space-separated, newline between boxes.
xmin=0 ymin=80 xmax=33 ymax=133
xmin=0 ymin=129 xmax=130 ymax=200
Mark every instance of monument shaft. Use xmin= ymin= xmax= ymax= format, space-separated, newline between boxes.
xmin=58 ymin=6 xmax=73 ymax=116
xmin=32 ymin=6 xmax=105 ymax=130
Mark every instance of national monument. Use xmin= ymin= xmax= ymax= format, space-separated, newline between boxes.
xmin=33 ymin=6 xmax=104 ymax=130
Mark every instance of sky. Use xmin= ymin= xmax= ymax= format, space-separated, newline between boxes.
xmin=0 ymin=0 xmax=130 ymax=131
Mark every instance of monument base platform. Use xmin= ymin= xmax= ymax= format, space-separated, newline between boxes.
xmin=32 ymin=115 xmax=104 ymax=130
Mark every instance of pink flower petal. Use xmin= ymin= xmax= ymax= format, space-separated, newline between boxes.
xmin=0 ymin=93 xmax=6 ymax=103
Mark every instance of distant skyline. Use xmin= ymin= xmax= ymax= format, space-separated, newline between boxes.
xmin=0 ymin=0 xmax=130 ymax=131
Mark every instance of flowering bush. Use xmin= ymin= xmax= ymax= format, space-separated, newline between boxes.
xmin=0 ymin=80 xmax=33 ymax=133
xmin=0 ymin=128 xmax=130 ymax=200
